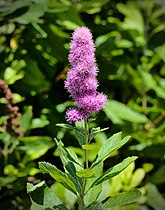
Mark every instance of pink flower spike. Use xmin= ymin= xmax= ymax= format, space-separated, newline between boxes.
xmin=65 ymin=26 xmax=108 ymax=122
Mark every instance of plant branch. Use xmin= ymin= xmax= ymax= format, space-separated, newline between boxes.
xmin=145 ymin=112 xmax=165 ymax=130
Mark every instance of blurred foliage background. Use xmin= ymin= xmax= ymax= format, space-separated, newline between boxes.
xmin=0 ymin=0 xmax=165 ymax=209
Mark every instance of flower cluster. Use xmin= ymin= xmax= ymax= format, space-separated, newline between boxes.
xmin=65 ymin=27 xmax=107 ymax=122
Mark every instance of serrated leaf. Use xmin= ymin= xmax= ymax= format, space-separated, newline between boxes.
xmin=89 ymin=127 xmax=109 ymax=141
xmin=91 ymin=132 xmax=131 ymax=168
xmin=74 ymin=121 xmax=86 ymax=146
xmin=103 ymin=189 xmax=142 ymax=208
xmin=76 ymin=169 xmax=95 ymax=178
xmin=39 ymin=162 xmax=77 ymax=194
xmin=55 ymin=140 xmax=83 ymax=171
xmin=55 ymin=140 xmax=83 ymax=193
xmin=91 ymin=156 xmax=138 ymax=187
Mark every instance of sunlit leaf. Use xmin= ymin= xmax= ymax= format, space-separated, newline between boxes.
xmin=91 ymin=132 xmax=131 ymax=168
xmin=18 ymin=136 xmax=54 ymax=160
xmin=4 ymin=67 xmax=25 ymax=85
xmin=103 ymin=100 xmax=148 ymax=124
xmin=102 ymin=189 xmax=142 ymax=208
xmin=91 ymin=156 xmax=138 ymax=187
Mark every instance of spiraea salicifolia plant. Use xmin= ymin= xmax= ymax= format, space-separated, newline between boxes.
xmin=27 ymin=27 xmax=141 ymax=210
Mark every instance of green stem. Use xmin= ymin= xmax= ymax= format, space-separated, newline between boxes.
xmin=78 ymin=119 xmax=89 ymax=210
xmin=84 ymin=119 xmax=89 ymax=169
xmin=78 ymin=180 xmax=86 ymax=210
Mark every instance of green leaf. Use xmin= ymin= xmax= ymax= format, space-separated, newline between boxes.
xmin=117 ymin=2 xmax=144 ymax=36
xmin=4 ymin=60 xmax=26 ymax=84
xmin=138 ymin=67 xmax=157 ymax=89
xmin=27 ymin=181 xmax=68 ymax=210
xmin=12 ymin=93 xmax=25 ymax=103
xmin=4 ymin=67 xmax=25 ymax=85
xmin=102 ymin=189 xmax=142 ymax=208
xmin=20 ymin=106 xmax=33 ymax=133
xmin=150 ymin=164 xmax=165 ymax=184
xmin=96 ymin=31 xmax=119 ymax=47
xmin=129 ymin=168 xmax=145 ymax=189
xmin=89 ymin=127 xmax=109 ymax=141
xmin=0 ymin=116 xmax=8 ymax=126
xmin=31 ymin=118 xmax=49 ymax=129
xmin=89 ymin=202 xmax=104 ymax=210
xmin=82 ymin=144 xmax=100 ymax=150
xmin=0 ymin=0 xmax=30 ymax=16
xmin=84 ymin=162 xmax=103 ymax=207
xmin=12 ymin=0 xmax=49 ymax=25
xmin=91 ymin=132 xmax=131 ymax=168
xmin=56 ymin=123 xmax=74 ymax=130
xmin=20 ymin=59 xmax=50 ymax=94
xmin=32 ymin=23 xmax=47 ymax=38
xmin=91 ymin=156 xmax=138 ymax=187
xmin=155 ymin=86 xmax=165 ymax=99
xmin=155 ymin=44 xmax=165 ymax=62
xmin=55 ymin=140 xmax=83 ymax=193
xmin=115 ymin=39 xmax=133 ymax=48
xmin=103 ymin=100 xmax=148 ymax=124
xmin=39 ymin=162 xmax=77 ymax=194
xmin=80 ymin=0 xmax=109 ymax=14
xmin=55 ymin=140 xmax=83 ymax=171
xmin=146 ymin=183 xmax=165 ymax=210
xmin=76 ymin=169 xmax=95 ymax=178
xmin=51 ymin=182 xmax=77 ymax=210
xmin=18 ymin=136 xmax=54 ymax=160
xmin=74 ymin=121 xmax=86 ymax=146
